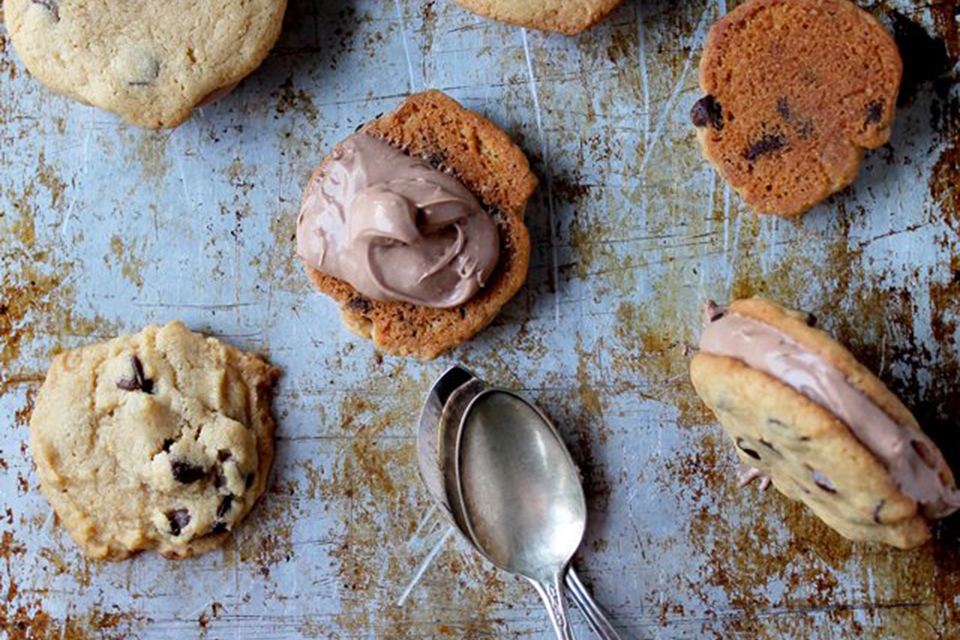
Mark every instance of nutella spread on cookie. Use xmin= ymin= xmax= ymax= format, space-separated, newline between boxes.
xmin=297 ymin=133 xmax=499 ymax=308
xmin=700 ymin=302 xmax=960 ymax=518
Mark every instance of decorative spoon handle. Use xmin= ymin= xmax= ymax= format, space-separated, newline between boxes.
xmin=530 ymin=574 xmax=576 ymax=640
xmin=565 ymin=567 xmax=624 ymax=640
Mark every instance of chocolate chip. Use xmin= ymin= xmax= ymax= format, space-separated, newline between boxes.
xmin=691 ymin=95 xmax=724 ymax=131
xmin=810 ymin=469 xmax=837 ymax=493
xmin=213 ymin=466 xmax=226 ymax=489
xmin=166 ymin=509 xmax=191 ymax=536
xmin=245 ymin=472 xmax=255 ymax=489
xmin=865 ymin=100 xmax=884 ymax=124
xmin=744 ymin=133 xmax=787 ymax=161
xmin=171 ymin=460 xmax=206 ymax=484
xmin=795 ymin=119 xmax=815 ymax=139
xmin=217 ymin=495 xmax=234 ymax=520
xmin=128 ymin=57 xmax=160 ymax=87
xmin=873 ymin=499 xmax=886 ymax=524
xmin=210 ymin=521 xmax=228 ymax=535
xmin=117 ymin=356 xmax=154 ymax=394
xmin=161 ymin=439 xmax=175 ymax=453
xmin=776 ymin=97 xmax=791 ymax=120
xmin=705 ymin=301 xmax=726 ymax=323
xmin=424 ymin=153 xmax=446 ymax=169
xmin=759 ymin=439 xmax=781 ymax=456
xmin=736 ymin=438 xmax=761 ymax=460
xmin=31 ymin=0 xmax=59 ymax=21
xmin=347 ymin=297 xmax=372 ymax=314
xmin=804 ymin=313 xmax=817 ymax=327
xmin=217 ymin=450 xmax=232 ymax=462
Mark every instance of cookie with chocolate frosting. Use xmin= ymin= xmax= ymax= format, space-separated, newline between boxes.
xmin=297 ymin=91 xmax=537 ymax=360
xmin=4 ymin=0 xmax=287 ymax=129
xmin=690 ymin=298 xmax=958 ymax=549
xmin=448 ymin=0 xmax=624 ymax=35
xmin=692 ymin=0 xmax=902 ymax=217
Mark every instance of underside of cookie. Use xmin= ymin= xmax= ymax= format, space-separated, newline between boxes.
xmin=691 ymin=353 xmax=930 ymax=549
xmin=4 ymin=0 xmax=288 ymax=129
xmin=29 ymin=323 xmax=280 ymax=560
xmin=449 ymin=0 xmax=624 ymax=35
xmin=694 ymin=0 xmax=902 ymax=216
xmin=302 ymin=90 xmax=537 ymax=360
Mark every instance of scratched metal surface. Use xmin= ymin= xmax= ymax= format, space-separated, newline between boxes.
xmin=1 ymin=0 xmax=959 ymax=637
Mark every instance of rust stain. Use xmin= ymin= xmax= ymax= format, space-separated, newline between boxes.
xmin=105 ymin=235 xmax=147 ymax=289
xmin=418 ymin=1 xmax=439 ymax=57
xmin=1 ymin=530 xmax=144 ymax=640
xmin=609 ymin=300 xmax=714 ymax=427
xmin=931 ymin=138 xmax=960 ymax=235
xmin=237 ymin=477 xmax=297 ymax=578
xmin=928 ymin=0 xmax=960 ymax=59
xmin=0 ymin=269 xmax=64 ymax=376
xmin=274 ymin=77 xmax=319 ymax=122
xmin=251 ymin=209 xmax=313 ymax=296
xmin=35 ymin=153 xmax=68 ymax=211
xmin=126 ymin=132 xmax=170 ymax=181
xmin=12 ymin=387 xmax=37 ymax=430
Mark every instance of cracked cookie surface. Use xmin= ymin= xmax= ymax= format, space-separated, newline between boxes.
xmin=29 ymin=322 xmax=280 ymax=560
xmin=4 ymin=0 xmax=287 ymax=129
xmin=693 ymin=0 xmax=902 ymax=217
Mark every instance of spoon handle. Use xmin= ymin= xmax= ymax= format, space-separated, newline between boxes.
xmin=565 ymin=567 xmax=624 ymax=640
xmin=530 ymin=574 xmax=576 ymax=640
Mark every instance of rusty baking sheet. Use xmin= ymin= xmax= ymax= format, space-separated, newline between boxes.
xmin=1 ymin=0 xmax=959 ymax=637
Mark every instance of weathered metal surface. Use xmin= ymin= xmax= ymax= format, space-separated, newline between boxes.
xmin=0 ymin=0 xmax=958 ymax=637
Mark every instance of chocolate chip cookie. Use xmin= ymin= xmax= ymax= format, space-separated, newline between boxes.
xmin=690 ymin=299 xmax=958 ymax=549
xmin=4 ymin=0 xmax=287 ymax=129
xmin=29 ymin=322 xmax=280 ymax=560
xmin=692 ymin=0 xmax=902 ymax=216
xmin=449 ymin=0 xmax=624 ymax=34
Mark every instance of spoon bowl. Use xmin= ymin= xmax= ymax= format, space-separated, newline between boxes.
xmin=455 ymin=389 xmax=587 ymax=639
xmin=457 ymin=390 xmax=587 ymax=580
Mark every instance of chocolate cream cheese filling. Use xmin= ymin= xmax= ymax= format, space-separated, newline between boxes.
xmin=700 ymin=302 xmax=960 ymax=519
xmin=296 ymin=133 xmax=500 ymax=308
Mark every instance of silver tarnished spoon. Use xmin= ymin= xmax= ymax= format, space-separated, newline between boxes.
xmin=416 ymin=366 xmax=623 ymax=639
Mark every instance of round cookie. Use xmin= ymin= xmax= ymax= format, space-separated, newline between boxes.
xmin=29 ymin=322 xmax=280 ymax=560
xmin=4 ymin=0 xmax=288 ymax=129
xmin=692 ymin=0 xmax=902 ymax=217
xmin=300 ymin=91 xmax=537 ymax=360
xmin=690 ymin=299 xmax=956 ymax=549
xmin=449 ymin=0 xmax=623 ymax=35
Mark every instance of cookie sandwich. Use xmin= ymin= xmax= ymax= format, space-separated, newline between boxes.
xmin=692 ymin=0 xmax=902 ymax=216
xmin=690 ymin=299 xmax=959 ymax=549
xmin=4 ymin=0 xmax=288 ymax=129
xmin=296 ymin=91 xmax=537 ymax=359
xmin=448 ymin=0 xmax=624 ymax=35
xmin=29 ymin=322 xmax=280 ymax=560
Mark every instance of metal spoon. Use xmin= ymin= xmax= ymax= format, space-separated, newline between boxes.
xmin=454 ymin=388 xmax=584 ymax=639
xmin=416 ymin=366 xmax=623 ymax=640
